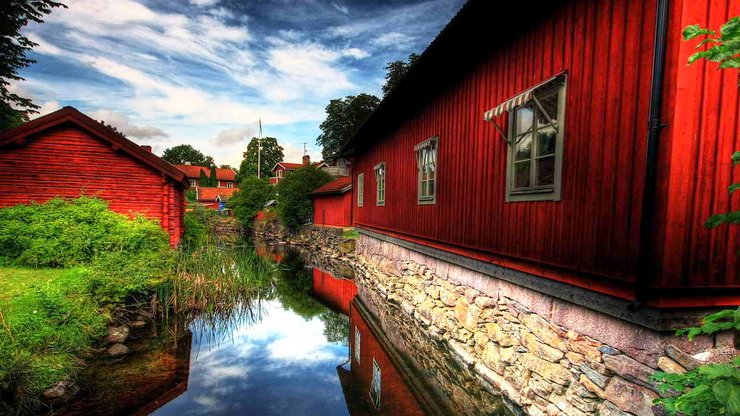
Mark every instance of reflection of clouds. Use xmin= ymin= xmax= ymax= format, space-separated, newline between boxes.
xmin=153 ymin=300 xmax=349 ymax=415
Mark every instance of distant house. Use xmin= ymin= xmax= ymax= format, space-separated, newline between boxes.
xmin=175 ymin=164 xmax=237 ymax=189
xmin=309 ymin=176 xmax=352 ymax=227
xmin=270 ymin=155 xmax=329 ymax=184
xmin=0 ymin=107 xmax=188 ymax=245
xmin=194 ymin=187 xmax=238 ymax=214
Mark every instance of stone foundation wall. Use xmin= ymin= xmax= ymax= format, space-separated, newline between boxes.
xmin=353 ymin=233 xmax=734 ymax=416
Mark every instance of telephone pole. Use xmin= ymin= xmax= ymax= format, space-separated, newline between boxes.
xmin=257 ymin=118 xmax=262 ymax=178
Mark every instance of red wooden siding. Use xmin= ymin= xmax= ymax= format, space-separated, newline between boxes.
xmin=313 ymin=192 xmax=352 ymax=227
xmin=351 ymin=0 xmax=740 ymax=305
xmin=311 ymin=268 xmax=357 ymax=315
xmin=0 ymin=124 xmax=185 ymax=245
xmin=353 ymin=0 xmax=657 ymax=300
xmin=652 ymin=0 xmax=740 ymax=300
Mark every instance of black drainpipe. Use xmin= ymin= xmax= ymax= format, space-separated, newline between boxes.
xmin=634 ymin=0 xmax=670 ymax=309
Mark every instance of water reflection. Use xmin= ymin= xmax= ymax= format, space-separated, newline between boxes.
xmin=54 ymin=246 xmax=508 ymax=415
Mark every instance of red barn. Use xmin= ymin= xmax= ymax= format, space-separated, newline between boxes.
xmin=342 ymin=0 xmax=740 ymax=308
xmin=0 ymin=107 xmax=188 ymax=245
xmin=309 ymin=176 xmax=352 ymax=227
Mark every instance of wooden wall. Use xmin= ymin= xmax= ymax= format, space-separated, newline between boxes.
xmin=0 ymin=124 xmax=185 ymax=245
xmin=313 ymin=193 xmax=352 ymax=227
xmin=353 ymin=0 xmax=657 ymax=299
xmin=311 ymin=268 xmax=357 ymax=315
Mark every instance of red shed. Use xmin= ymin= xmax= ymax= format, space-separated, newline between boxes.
xmin=0 ymin=107 xmax=189 ymax=245
xmin=342 ymin=0 xmax=740 ymax=308
xmin=310 ymin=176 xmax=352 ymax=227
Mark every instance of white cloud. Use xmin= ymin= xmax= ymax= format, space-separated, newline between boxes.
xmin=89 ymin=109 xmax=169 ymax=140
xmin=191 ymin=0 xmax=220 ymax=6
xmin=37 ymin=101 xmax=62 ymax=116
xmin=214 ymin=124 xmax=258 ymax=146
xmin=372 ymin=32 xmax=415 ymax=49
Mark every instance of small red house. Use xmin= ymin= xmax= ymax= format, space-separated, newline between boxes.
xmin=270 ymin=155 xmax=328 ymax=184
xmin=174 ymin=164 xmax=236 ymax=189
xmin=310 ymin=176 xmax=352 ymax=227
xmin=194 ymin=186 xmax=238 ymax=213
xmin=0 ymin=107 xmax=189 ymax=245
xmin=342 ymin=0 xmax=740 ymax=308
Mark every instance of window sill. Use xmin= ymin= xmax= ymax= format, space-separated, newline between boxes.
xmin=506 ymin=188 xmax=560 ymax=202
xmin=417 ymin=198 xmax=436 ymax=205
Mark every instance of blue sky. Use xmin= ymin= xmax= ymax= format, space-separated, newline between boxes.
xmin=14 ymin=0 xmax=466 ymax=167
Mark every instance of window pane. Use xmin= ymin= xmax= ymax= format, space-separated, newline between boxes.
xmin=421 ymin=180 xmax=427 ymax=197
xmin=515 ymin=133 xmax=532 ymax=161
xmin=515 ymin=105 xmax=533 ymax=135
xmin=428 ymin=179 xmax=435 ymax=197
xmin=537 ymin=126 xmax=557 ymax=156
xmin=536 ymin=90 xmax=559 ymax=128
xmin=514 ymin=161 xmax=530 ymax=188
xmin=536 ymin=156 xmax=555 ymax=186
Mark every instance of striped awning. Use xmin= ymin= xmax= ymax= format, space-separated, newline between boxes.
xmin=483 ymin=72 xmax=566 ymax=122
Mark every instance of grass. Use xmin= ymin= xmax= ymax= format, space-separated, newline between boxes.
xmin=0 ymin=267 xmax=109 ymax=413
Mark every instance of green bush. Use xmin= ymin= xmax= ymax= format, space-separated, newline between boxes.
xmin=229 ymin=176 xmax=275 ymax=228
xmin=181 ymin=205 xmax=218 ymax=251
xmin=276 ymin=165 xmax=332 ymax=232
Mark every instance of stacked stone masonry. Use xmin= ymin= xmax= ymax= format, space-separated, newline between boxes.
xmin=288 ymin=227 xmax=735 ymax=416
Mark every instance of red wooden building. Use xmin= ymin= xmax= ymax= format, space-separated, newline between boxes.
xmin=309 ymin=176 xmax=353 ymax=227
xmin=194 ymin=187 xmax=238 ymax=213
xmin=174 ymin=164 xmax=236 ymax=189
xmin=0 ymin=107 xmax=188 ymax=245
xmin=270 ymin=155 xmax=327 ymax=184
xmin=310 ymin=267 xmax=357 ymax=315
xmin=342 ymin=0 xmax=740 ymax=308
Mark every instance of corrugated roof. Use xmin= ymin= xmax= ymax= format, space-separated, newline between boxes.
xmin=309 ymin=176 xmax=352 ymax=196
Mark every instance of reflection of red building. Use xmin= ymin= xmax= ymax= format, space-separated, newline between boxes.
xmin=338 ymin=299 xmax=429 ymax=416
xmin=311 ymin=268 xmax=357 ymax=315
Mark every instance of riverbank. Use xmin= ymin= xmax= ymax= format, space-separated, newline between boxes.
xmin=274 ymin=224 xmax=736 ymax=416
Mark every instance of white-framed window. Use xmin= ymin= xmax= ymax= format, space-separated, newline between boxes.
xmin=374 ymin=163 xmax=385 ymax=206
xmin=354 ymin=326 xmax=361 ymax=363
xmin=371 ymin=358 xmax=381 ymax=410
xmin=190 ymin=179 xmax=197 ymax=187
xmin=357 ymin=173 xmax=364 ymax=207
xmin=506 ymin=79 xmax=566 ymax=202
xmin=415 ymin=137 xmax=438 ymax=204
xmin=227 ymin=182 xmax=234 ymax=189
xmin=277 ymin=169 xmax=283 ymax=178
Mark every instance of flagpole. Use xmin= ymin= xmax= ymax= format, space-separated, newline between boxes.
xmin=257 ymin=118 xmax=262 ymax=178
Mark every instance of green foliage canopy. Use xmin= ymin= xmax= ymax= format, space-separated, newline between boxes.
xmin=316 ymin=93 xmax=380 ymax=161
xmin=229 ymin=176 xmax=275 ymax=228
xmin=276 ymin=165 xmax=332 ymax=232
xmin=0 ymin=0 xmax=66 ymax=130
xmin=683 ymin=17 xmax=740 ymax=71
xmin=161 ymin=144 xmax=215 ymax=166
xmin=382 ymin=53 xmax=420 ymax=96
xmin=237 ymin=136 xmax=284 ymax=181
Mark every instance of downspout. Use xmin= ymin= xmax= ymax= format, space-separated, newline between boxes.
xmin=634 ymin=0 xmax=670 ymax=308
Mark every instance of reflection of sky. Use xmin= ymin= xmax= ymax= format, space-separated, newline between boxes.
xmin=153 ymin=301 xmax=349 ymax=416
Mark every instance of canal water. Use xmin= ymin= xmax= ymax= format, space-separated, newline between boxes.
xmin=55 ymin=246 xmax=511 ymax=416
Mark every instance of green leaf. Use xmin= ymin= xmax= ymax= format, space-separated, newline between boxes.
xmin=698 ymin=363 xmax=736 ymax=380
xmin=703 ymin=309 xmax=736 ymax=323
xmin=730 ymin=184 xmax=740 ymax=194
xmin=706 ymin=214 xmax=728 ymax=228
xmin=719 ymin=16 xmax=740 ymax=38
xmin=719 ymin=58 xmax=740 ymax=69
xmin=684 ymin=24 xmax=716 ymax=40
xmin=733 ymin=152 xmax=740 ymax=166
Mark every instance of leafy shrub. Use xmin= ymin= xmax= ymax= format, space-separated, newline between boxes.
xmin=276 ymin=165 xmax=332 ymax=232
xmin=181 ymin=205 xmax=218 ymax=251
xmin=229 ymin=176 xmax=275 ymax=228
xmin=652 ymin=307 xmax=740 ymax=415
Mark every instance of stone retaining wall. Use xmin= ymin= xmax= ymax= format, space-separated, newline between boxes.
xmin=353 ymin=233 xmax=734 ymax=416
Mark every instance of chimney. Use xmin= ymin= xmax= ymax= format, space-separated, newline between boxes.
xmin=185 ymin=161 xmax=192 ymax=165
xmin=140 ymin=145 xmax=152 ymax=153
xmin=302 ymin=154 xmax=311 ymax=165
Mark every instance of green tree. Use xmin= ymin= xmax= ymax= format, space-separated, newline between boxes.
xmin=382 ymin=53 xmax=420 ymax=97
xmin=276 ymin=165 xmax=332 ymax=232
xmin=208 ymin=165 xmax=218 ymax=187
xmin=220 ymin=164 xmax=234 ymax=170
xmin=0 ymin=0 xmax=66 ymax=130
xmin=229 ymin=176 xmax=275 ymax=228
xmin=198 ymin=169 xmax=210 ymax=188
xmin=316 ymin=93 xmax=380 ymax=161
xmin=162 ymin=144 xmax=214 ymax=166
xmin=237 ymin=136 xmax=284 ymax=182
